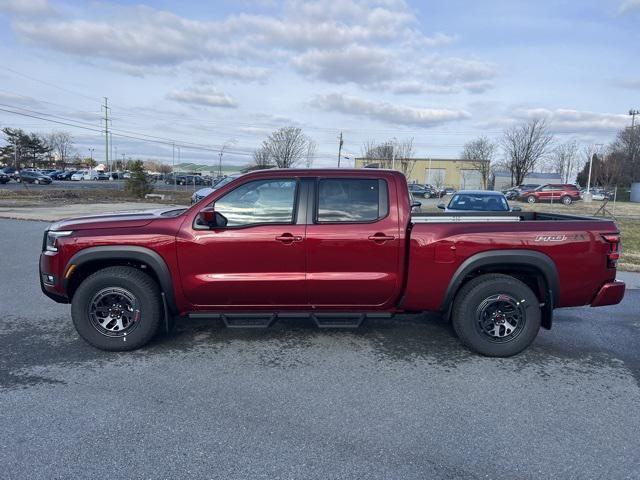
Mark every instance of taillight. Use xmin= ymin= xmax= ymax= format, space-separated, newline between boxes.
xmin=602 ymin=234 xmax=620 ymax=268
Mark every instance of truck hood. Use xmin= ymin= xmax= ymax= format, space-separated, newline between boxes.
xmin=49 ymin=206 xmax=187 ymax=231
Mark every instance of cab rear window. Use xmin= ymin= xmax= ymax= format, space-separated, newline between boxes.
xmin=316 ymin=178 xmax=388 ymax=223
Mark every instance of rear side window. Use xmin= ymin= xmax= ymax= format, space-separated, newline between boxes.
xmin=317 ymin=178 xmax=388 ymax=223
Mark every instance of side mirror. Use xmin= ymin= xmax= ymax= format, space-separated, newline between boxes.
xmin=437 ymin=203 xmax=446 ymax=210
xmin=198 ymin=206 xmax=216 ymax=227
xmin=511 ymin=206 xmax=522 ymax=212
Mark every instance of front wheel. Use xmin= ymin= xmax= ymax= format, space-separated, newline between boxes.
xmin=34 ymin=179 xmax=40 ymax=184
xmin=561 ymin=195 xmax=572 ymax=205
xmin=526 ymin=195 xmax=536 ymax=204
xmin=71 ymin=266 xmax=162 ymax=351
xmin=452 ymin=274 xmax=541 ymax=357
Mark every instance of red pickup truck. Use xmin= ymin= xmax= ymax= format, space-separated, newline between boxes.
xmin=40 ymin=169 xmax=625 ymax=356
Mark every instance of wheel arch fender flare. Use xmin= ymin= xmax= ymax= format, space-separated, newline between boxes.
xmin=64 ymin=245 xmax=178 ymax=314
xmin=441 ymin=249 xmax=560 ymax=313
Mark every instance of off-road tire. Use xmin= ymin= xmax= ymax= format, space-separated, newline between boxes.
xmin=71 ymin=266 xmax=162 ymax=351
xmin=452 ymin=273 xmax=541 ymax=357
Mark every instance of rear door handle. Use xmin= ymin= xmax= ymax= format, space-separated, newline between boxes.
xmin=368 ymin=233 xmax=395 ymax=243
xmin=276 ymin=233 xmax=303 ymax=243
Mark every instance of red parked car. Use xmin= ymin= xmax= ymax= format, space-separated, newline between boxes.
xmin=40 ymin=169 xmax=624 ymax=357
xmin=519 ymin=184 xmax=581 ymax=205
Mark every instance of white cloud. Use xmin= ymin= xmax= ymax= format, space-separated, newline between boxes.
xmin=193 ymin=62 xmax=270 ymax=81
xmin=0 ymin=0 xmax=51 ymax=16
xmin=519 ymin=108 xmax=630 ymax=132
xmin=312 ymin=92 xmax=470 ymax=127
xmin=6 ymin=0 xmax=481 ymax=94
xmin=618 ymin=0 xmax=640 ymax=13
xmin=293 ymin=45 xmax=395 ymax=84
xmin=166 ymin=86 xmax=237 ymax=108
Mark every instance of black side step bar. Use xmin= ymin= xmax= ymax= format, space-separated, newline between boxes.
xmin=312 ymin=313 xmax=365 ymax=328
xmin=187 ymin=312 xmax=392 ymax=329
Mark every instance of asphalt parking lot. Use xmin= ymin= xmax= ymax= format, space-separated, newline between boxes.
xmin=1 ymin=218 xmax=639 ymax=479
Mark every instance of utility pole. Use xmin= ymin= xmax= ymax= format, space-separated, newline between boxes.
xmin=337 ymin=132 xmax=343 ymax=167
xmin=630 ymin=109 xmax=639 ymax=167
xmin=88 ymin=148 xmax=94 ymax=163
xmin=102 ymin=97 xmax=109 ymax=175
xmin=172 ymin=143 xmax=176 ymax=191
xmin=218 ymin=148 xmax=224 ymax=177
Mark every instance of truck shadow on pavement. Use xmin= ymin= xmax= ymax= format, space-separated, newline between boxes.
xmin=2 ymin=294 xmax=639 ymax=390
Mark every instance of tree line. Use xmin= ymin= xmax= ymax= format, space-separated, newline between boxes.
xmin=460 ymin=119 xmax=640 ymax=189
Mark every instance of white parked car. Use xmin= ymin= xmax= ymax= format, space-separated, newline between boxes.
xmin=71 ymin=170 xmax=89 ymax=181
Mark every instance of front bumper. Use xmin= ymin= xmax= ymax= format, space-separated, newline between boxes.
xmin=590 ymin=281 xmax=625 ymax=307
xmin=39 ymin=251 xmax=70 ymax=304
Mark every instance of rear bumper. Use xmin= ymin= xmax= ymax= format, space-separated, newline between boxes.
xmin=590 ymin=281 xmax=625 ymax=307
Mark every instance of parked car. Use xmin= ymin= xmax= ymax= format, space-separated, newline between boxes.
xmin=519 ymin=184 xmax=581 ymax=205
xmin=71 ymin=170 xmax=91 ymax=182
xmin=55 ymin=170 xmax=76 ymax=180
xmin=164 ymin=173 xmax=188 ymax=185
xmin=438 ymin=190 xmax=520 ymax=212
xmin=40 ymin=169 xmax=625 ymax=357
xmin=92 ymin=172 xmax=110 ymax=181
xmin=442 ymin=187 xmax=456 ymax=195
xmin=0 ymin=172 xmax=9 ymax=184
xmin=503 ymin=188 xmax=519 ymax=200
xmin=0 ymin=167 xmax=20 ymax=181
xmin=580 ymin=187 xmax=613 ymax=201
xmin=408 ymin=184 xmax=431 ymax=198
xmin=18 ymin=170 xmax=53 ymax=184
xmin=191 ymin=174 xmax=242 ymax=204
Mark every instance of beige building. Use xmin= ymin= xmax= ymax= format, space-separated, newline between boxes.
xmin=354 ymin=158 xmax=489 ymax=189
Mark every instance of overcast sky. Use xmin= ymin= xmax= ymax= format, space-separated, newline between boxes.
xmin=0 ymin=0 xmax=639 ymax=168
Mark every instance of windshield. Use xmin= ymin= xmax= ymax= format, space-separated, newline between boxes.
xmin=448 ymin=193 xmax=509 ymax=211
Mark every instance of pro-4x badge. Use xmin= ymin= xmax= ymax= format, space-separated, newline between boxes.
xmin=534 ymin=235 xmax=567 ymax=242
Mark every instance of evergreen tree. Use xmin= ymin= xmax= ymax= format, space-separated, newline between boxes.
xmin=124 ymin=160 xmax=154 ymax=198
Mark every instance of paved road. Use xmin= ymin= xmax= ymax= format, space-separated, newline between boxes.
xmin=1 ymin=218 xmax=639 ymax=479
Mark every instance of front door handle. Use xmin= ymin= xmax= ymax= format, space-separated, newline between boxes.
xmin=368 ymin=233 xmax=395 ymax=243
xmin=276 ymin=233 xmax=303 ymax=243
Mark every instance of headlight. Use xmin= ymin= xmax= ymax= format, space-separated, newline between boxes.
xmin=45 ymin=230 xmax=73 ymax=252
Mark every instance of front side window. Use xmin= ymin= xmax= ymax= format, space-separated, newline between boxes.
xmin=214 ymin=179 xmax=297 ymax=227
xmin=317 ymin=178 xmax=387 ymax=222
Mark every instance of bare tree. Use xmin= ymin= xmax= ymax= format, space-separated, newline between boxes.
xmin=501 ymin=119 xmax=554 ymax=186
xmin=461 ymin=136 xmax=496 ymax=189
xmin=47 ymin=131 xmax=74 ymax=168
xmin=361 ymin=137 xmax=415 ymax=177
xmin=252 ymin=145 xmax=273 ymax=169
xmin=263 ymin=127 xmax=314 ymax=168
xmin=551 ymin=140 xmax=579 ymax=184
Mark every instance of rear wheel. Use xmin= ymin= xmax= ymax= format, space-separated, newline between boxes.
xmin=561 ymin=195 xmax=572 ymax=205
xmin=452 ymin=274 xmax=541 ymax=357
xmin=71 ymin=266 xmax=161 ymax=351
xmin=526 ymin=195 xmax=536 ymax=204
xmin=34 ymin=179 xmax=40 ymax=184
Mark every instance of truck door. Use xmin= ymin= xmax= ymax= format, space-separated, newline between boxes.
xmin=305 ymin=177 xmax=401 ymax=308
xmin=177 ymin=177 xmax=308 ymax=307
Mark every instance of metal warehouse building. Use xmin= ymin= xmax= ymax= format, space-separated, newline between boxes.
xmin=355 ymin=158 xmax=489 ymax=190
xmin=491 ymin=171 xmax=562 ymax=191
